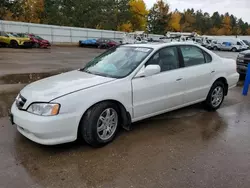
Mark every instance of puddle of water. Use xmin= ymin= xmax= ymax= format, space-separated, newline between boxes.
xmin=0 ymin=92 xmax=17 ymax=118
xmin=0 ymin=69 xmax=70 ymax=84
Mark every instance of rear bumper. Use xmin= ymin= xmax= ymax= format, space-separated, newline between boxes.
xmin=227 ymin=72 xmax=240 ymax=88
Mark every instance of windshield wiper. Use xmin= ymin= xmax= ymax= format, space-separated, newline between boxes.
xmin=80 ymin=69 xmax=114 ymax=78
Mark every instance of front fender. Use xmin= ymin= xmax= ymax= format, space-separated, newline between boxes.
xmin=52 ymin=79 xmax=133 ymax=128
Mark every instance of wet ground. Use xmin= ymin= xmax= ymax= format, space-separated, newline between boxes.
xmin=0 ymin=47 xmax=249 ymax=188
xmin=0 ymin=47 xmax=103 ymax=76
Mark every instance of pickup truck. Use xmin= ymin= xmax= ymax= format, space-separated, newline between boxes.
xmin=237 ymin=50 xmax=250 ymax=75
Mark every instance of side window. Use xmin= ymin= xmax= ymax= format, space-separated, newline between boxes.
xmin=180 ymin=46 xmax=205 ymax=67
xmin=146 ymin=47 xmax=180 ymax=72
xmin=203 ymin=51 xmax=212 ymax=63
xmin=237 ymin=42 xmax=241 ymax=45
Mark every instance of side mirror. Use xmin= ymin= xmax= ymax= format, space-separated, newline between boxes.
xmin=135 ymin=65 xmax=161 ymax=78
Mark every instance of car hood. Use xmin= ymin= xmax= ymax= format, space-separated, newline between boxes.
xmin=41 ymin=40 xmax=49 ymax=43
xmin=240 ymin=50 xmax=250 ymax=55
xmin=20 ymin=70 xmax=116 ymax=102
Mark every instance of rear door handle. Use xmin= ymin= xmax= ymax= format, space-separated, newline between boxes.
xmin=211 ymin=70 xmax=215 ymax=73
xmin=176 ymin=78 xmax=183 ymax=81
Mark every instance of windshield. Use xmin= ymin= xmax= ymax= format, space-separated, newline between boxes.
xmin=243 ymin=40 xmax=249 ymax=45
xmin=81 ymin=46 xmax=153 ymax=78
xmin=36 ymin=35 xmax=43 ymax=40
xmin=240 ymin=41 xmax=245 ymax=46
xmin=7 ymin=33 xmax=15 ymax=37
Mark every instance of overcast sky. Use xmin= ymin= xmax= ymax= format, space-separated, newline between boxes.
xmin=144 ymin=0 xmax=250 ymax=23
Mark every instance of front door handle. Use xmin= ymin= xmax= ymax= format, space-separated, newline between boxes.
xmin=211 ymin=70 xmax=215 ymax=73
xmin=176 ymin=78 xmax=183 ymax=81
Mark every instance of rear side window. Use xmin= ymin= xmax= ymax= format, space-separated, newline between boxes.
xmin=180 ymin=46 xmax=205 ymax=67
xmin=203 ymin=51 xmax=212 ymax=63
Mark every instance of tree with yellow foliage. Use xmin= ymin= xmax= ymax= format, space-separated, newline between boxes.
xmin=221 ymin=15 xmax=232 ymax=35
xmin=129 ymin=0 xmax=148 ymax=31
xmin=169 ymin=11 xmax=181 ymax=31
xmin=118 ymin=22 xmax=133 ymax=32
xmin=21 ymin=0 xmax=44 ymax=23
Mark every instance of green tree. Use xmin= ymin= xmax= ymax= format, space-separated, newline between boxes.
xmin=147 ymin=0 xmax=170 ymax=34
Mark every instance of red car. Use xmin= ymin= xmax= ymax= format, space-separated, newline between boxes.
xmin=97 ymin=38 xmax=119 ymax=49
xmin=28 ymin=34 xmax=51 ymax=48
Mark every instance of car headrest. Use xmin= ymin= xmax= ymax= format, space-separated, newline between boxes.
xmin=160 ymin=50 xmax=174 ymax=58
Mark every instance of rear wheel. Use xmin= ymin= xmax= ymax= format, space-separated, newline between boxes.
xmin=204 ymin=81 xmax=225 ymax=111
xmin=232 ymin=47 xmax=237 ymax=52
xmin=80 ymin=102 xmax=120 ymax=147
xmin=33 ymin=43 xmax=40 ymax=48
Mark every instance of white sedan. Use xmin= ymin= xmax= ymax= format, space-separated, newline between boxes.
xmin=10 ymin=42 xmax=239 ymax=147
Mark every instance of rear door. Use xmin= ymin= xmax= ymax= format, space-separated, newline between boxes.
xmin=179 ymin=45 xmax=214 ymax=104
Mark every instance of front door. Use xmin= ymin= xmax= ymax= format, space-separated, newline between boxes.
xmin=132 ymin=46 xmax=186 ymax=120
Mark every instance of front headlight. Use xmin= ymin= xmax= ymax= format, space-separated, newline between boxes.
xmin=27 ymin=103 xmax=60 ymax=116
xmin=238 ymin=53 xmax=245 ymax=59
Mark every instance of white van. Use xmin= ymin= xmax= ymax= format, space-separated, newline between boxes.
xmin=216 ymin=38 xmax=248 ymax=52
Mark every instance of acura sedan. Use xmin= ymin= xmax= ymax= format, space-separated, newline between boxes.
xmin=10 ymin=42 xmax=239 ymax=147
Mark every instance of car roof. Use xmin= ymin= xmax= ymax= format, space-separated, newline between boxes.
xmin=123 ymin=42 xmax=200 ymax=50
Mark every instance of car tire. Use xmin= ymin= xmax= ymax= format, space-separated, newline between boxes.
xmin=204 ymin=81 xmax=225 ymax=111
xmin=80 ymin=102 xmax=120 ymax=147
xmin=232 ymin=47 xmax=237 ymax=52
xmin=213 ymin=46 xmax=218 ymax=51
xmin=10 ymin=40 xmax=18 ymax=48
xmin=34 ymin=43 xmax=40 ymax=48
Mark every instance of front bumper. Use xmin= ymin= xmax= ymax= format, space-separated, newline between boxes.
xmin=237 ymin=58 xmax=250 ymax=74
xmin=11 ymin=103 xmax=79 ymax=145
xmin=21 ymin=41 xmax=33 ymax=47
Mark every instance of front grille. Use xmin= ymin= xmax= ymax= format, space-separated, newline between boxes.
xmin=244 ymin=58 xmax=250 ymax=65
xmin=16 ymin=94 xmax=27 ymax=109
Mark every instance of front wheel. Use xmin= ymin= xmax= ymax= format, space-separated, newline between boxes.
xmin=204 ymin=81 xmax=225 ymax=111
xmin=213 ymin=46 xmax=218 ymax=51
xmin=80 ymin=102 xmax=120 ymax=147
xmin=10 ymin=40 xmax=18 ymax=48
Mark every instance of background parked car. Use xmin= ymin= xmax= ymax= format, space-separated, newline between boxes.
xmin=0 ymin=31 xmax=32 ymax=48
xmin=79 ymin=38 xmax=119 ymax=49
xmin=79 ymin=39 xmax=98 ymax=48
xmin=11 ymin=33 xmax=51 ymax=48
xmin=236 ymin=50 xmax=250 ymax=76
xmin=96 ymin=38 xmax=119 ymax=49
xmin=28 ymin=34 xmax=51 ymax=48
